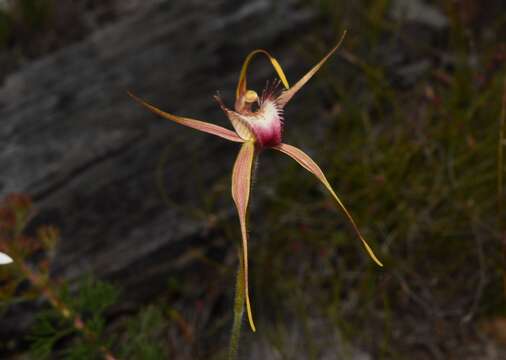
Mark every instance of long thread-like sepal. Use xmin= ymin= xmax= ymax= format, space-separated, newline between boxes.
xmin=277 ymin=30 xmax=347 ymax=108
xmin=128 ymin=91 xmax=244 ymax=142
xmin=274 ymin=143 xmax=383 ymax=267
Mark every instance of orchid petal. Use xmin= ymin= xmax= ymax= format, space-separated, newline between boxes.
xmin=214 ymin=95 xmax=255 ymax=141
xmin=0 ymin=252 xmax=13 ymax=265
xmin=235 ymin=49 xmax=289 ymax=111
xmin=277 ymin=30 xmax=347 ymax=108
xmin=274 ymin=143 xmax=383 ymax=267
xmin=231 ymin=141 xmax=257 ymax=331
xmin=128 ymin=91 xmax=244 ymax=143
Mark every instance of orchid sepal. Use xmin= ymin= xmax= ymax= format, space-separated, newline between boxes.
xmin=277 ymin=30 xmax=347 ymax=108
xmin=128 ymin=91 xmax=244 ymax=143
xmin=231 ymin=141 xmax=257 ymax=331
xmin=235 ymin=49 xmax=290 ymax=113
xmin=274 ymin=143 xmax=383 ymax=267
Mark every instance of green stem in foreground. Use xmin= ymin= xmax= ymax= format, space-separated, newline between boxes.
xmin=228 ymin=252 xmax=245 ymax=360
xmin=499 ymin=78 xmax=506 ymax=298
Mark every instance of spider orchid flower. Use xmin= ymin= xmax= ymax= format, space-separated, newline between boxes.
xmin=0 ymin=252 xmax=13 ymax=265
xmin=128 ymin=31 xmax=383 ymax=332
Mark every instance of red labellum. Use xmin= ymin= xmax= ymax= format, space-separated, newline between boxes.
xmin=218 ymin=81 xmax=284 ymax=148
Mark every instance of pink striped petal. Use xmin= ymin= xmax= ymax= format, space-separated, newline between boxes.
xmin=277 ymin=31 xmax=347 ymax=108
xmin=231 ymin=141 xmax=257 ymax=331
xmin=128 ymin=92 xmax=244 ymax=143
xmin=214 ymin=95 xmax=255 ymax=141
xmin=273 ymin=143 xmax=383 ymax=267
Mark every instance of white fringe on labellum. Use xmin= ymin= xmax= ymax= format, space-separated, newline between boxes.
xmin=251 ymin=80 xmax=285 ymax=147
xmin=0 ymin=252 xmax=13 ymax=265
xmin=217 ymin=80 xmax=285 ymax=148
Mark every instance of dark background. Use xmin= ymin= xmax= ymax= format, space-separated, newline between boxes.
xmin=1 ymin=0 xmax=505 ymax=358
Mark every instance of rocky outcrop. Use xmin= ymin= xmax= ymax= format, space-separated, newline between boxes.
xmin=0 ymin=0 xmax=315 ymax=340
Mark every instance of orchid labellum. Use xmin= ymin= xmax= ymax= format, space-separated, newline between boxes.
xmin=129 ymin=31 xmax=383 ymax=332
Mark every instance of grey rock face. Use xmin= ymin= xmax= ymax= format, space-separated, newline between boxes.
xmin=0 ymin=0 xmax=314 ymax=338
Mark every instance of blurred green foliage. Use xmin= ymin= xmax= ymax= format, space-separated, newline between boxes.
xmin=119 ymin=305 xmax=170 ymax=359
xmin=0 ymin=0 xmax=53 ymax=48
xmin=0 ymin=194 xmax=172 ymax=359
xmin=17 ymin=0 xmax=53 ymax=30
xmin=28 ymin=277 xmax=172 ymax=359
xmin=29 ymin=276 xmax=118 ymax=359
xmin=0 ymin=10 xmax=11 ymax=47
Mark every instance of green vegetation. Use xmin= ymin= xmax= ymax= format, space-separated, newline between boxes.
xmin=0 ymin=0 xmax=53 ymax=48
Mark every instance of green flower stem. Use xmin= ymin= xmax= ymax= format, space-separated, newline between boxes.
xmin=499 ymin=78 xmax=506 ymax=297
xmin=228 ymin=252 xmax=245 ymax=360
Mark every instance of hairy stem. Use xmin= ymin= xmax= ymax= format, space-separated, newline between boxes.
xmin=499 ymin=78 xmax=506 ymax=298
xmin=228 ymin=252 xmax=245 ymax=360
